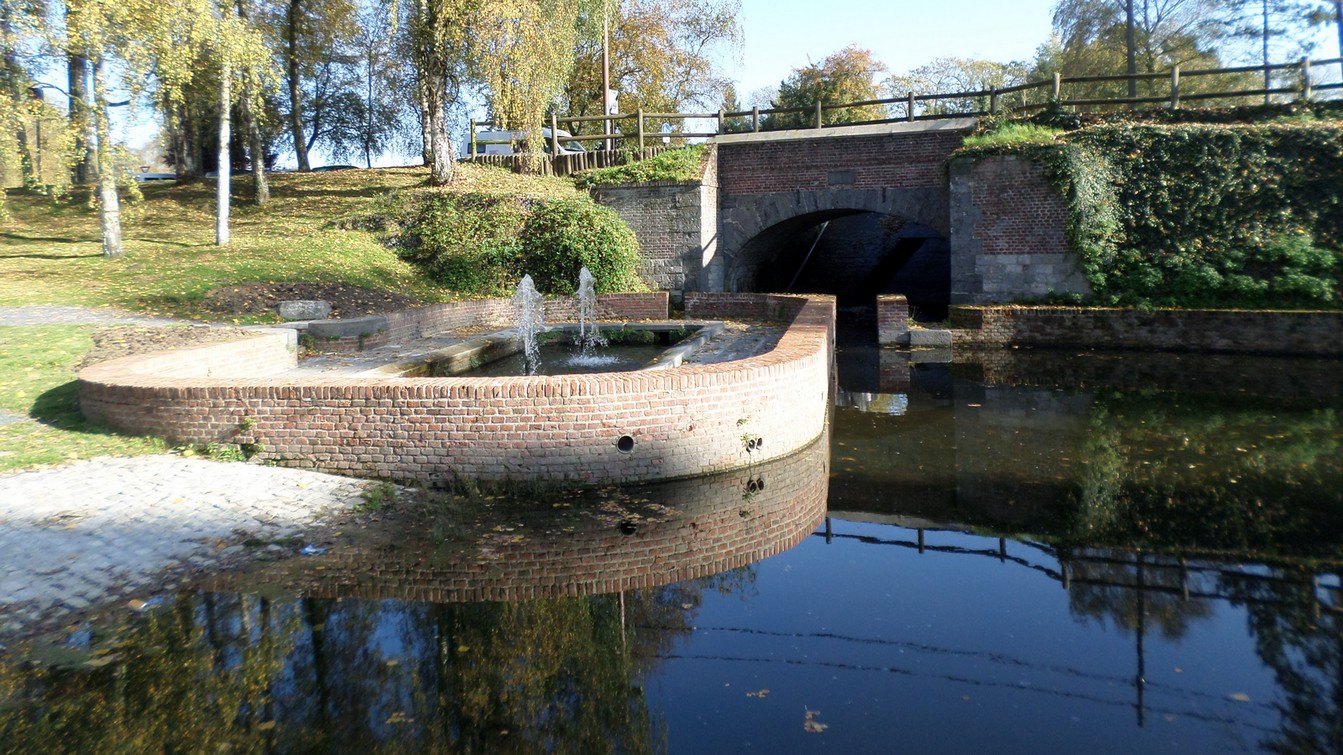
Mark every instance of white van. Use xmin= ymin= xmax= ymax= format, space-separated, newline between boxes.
xmin=472 ymin=127 xmax=586 ymax=156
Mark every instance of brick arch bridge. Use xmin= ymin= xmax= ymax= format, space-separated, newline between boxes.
xmin=592 ymin=119 xmax=1090 ymax=305
xmin=709 ymin=120 xmax=967 ymax=293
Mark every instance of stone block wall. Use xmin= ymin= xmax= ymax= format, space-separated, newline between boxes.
xmin=948 ymin=155 xmax=1091 ymax=304
xmin=589 ymin=153 xmax=718 ymax=294
xmin=79 ymin=294 xmax=835 ymax=485
xmin=949 ymin=305 xmax=1343 ymax=356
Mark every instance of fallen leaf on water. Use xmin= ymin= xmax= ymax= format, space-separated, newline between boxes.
xmin=803 ymin=708 xmax=828 ymax=733
xmin=1229 ymin=692 xmax=1251 ymax=702
xmin=746 ymin=689 xmax=769 ymax=698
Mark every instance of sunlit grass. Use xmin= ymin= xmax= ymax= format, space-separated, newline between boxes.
xmin=0 ymin=165 xmax=560 ymax=317
xmin=960 ymin=123 xmax=1065 ymax=149
xmin=0 ymin=325 xmax=164 ymax=471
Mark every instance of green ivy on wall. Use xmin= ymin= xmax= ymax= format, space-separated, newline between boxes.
xmin=956 ymin=113 xmax=1343 ymax=309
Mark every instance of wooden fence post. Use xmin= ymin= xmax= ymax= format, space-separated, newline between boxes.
xmin=717 ymin=108 xmax=725 ymax=134
xmin=470 ymin=120 xmax=477 ymax=158
xmin=1301 ymin=57 xmax=1312 ymax=101
xmin=1170 ymin=65 xmax=1180 ymax=109
xmin=1052 ymin=72 xmax=1062 ymax=101
xmin=989 ymin=89 xmax=999 ymax=115
xmin=637 ymin=109 xmax=644 ymax=150
xmin=815 ymin=100 xmax=823 ymax=129
xmin=550 ymin=113 xmax=559 ymax=155
xmin=906 ymin=91 xmax=914 ymax=122
xmin=752 ymin=106 xmax=760 ymax=132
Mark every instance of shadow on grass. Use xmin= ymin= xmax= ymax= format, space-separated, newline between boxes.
xmin=0 ymin=233 xmax=95 ymax=246
xmin=29 ymin=380 xmax=114 ymax=436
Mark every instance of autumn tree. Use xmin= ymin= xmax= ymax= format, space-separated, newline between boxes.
xmin=264 ymin=0 xmax=357 ymax=170
xmin=1 ymin=0 xmax=50 ymax=191
xmin=1220 ymin=0 xmax=1322 ymax=96
xmin=473 ymin=0 xmax=578 ymax=168
xmin=556 ymin=0 xmax=741 ymax=133
xmin=1047 ymin=0 xmax=1241 ymax=102
xmin=767 ymin=45 xmax=887 ymax=129
xmin=401 ymin=0 xmax=473 ymax=184
xmin=886 ymin=57 xmax=1030 ymax=117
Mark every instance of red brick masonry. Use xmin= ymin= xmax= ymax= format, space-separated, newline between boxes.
xmin=79 ymin=293 xmax=835 ymax=485
xmin=949 ymin=305 xmax=1343 ymax=356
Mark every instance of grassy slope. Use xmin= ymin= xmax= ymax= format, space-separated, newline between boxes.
xmin=0 ymin=163 xmax=581 ymax=316
xmin=0 ymin=163 xmax=582 ymax=471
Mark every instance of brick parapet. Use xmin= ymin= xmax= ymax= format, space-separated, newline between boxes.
xmin=370 ymin=292 xmax=668 ymax=346
xmin=79 ymin=294 xmax=834 ymax=485
xmin=949 ymin=305 xmax=1343 ymax=356
xmin=876 ymin=295 xmax=910 ymax=346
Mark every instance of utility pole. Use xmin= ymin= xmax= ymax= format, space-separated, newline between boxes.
xmin=602 ymin=6 xmax=612 ymax=151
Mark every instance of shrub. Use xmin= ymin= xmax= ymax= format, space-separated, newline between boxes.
xmin=392 ymin=193 xmax=528 ymax=296
xmin=514 ymin=197 xmax=644 ymax=294
xmin=573 ymin=145 xmax=706 ymax=188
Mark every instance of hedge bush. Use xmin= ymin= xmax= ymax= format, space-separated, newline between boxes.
xmin=515 ymin=197 xmax=643 ymax=294
xmin=957 ymin=119 xmax=1343 ymax=308
xmin=383 ymin=191 xmax=644 ymax=296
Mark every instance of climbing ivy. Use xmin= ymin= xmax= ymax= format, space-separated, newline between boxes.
xmin=955 ymin=116 xmax=1343 ymax=308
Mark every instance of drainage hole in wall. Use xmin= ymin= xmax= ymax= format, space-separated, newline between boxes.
xmin=616 ymin=434 xmax=636 ymax=454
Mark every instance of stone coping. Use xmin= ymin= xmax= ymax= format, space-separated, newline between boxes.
xmin=78 ymin=293 xmax=835 ymax=485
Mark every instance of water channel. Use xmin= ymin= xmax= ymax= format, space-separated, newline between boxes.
xmin=3 ymin=320 xmax=1342 ymax=753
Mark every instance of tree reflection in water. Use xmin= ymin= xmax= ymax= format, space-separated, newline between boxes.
xmin=0 ymin=584 xmax=718 ymax=752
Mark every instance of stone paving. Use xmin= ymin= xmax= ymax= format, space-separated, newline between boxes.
xmin=0 ymin=456 xmax=370 ymax=639
xmin=0 ymin=305 xmax=185 ymax=327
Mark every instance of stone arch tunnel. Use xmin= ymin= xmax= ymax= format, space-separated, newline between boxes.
xmin=727 ymin=209 xmax=950 ymax=319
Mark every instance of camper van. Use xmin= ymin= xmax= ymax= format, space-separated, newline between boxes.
xmin=472 ymin=127 xmax=586 ymax=156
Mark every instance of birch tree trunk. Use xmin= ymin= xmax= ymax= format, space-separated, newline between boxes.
xmin=217 ymin=55 xmax=231 ymax=246
xmin=91 ymin=62 xmax=123 ymax=258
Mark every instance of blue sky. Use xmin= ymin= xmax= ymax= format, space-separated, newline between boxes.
xmin=729 ymin=0 xmax=1061 ymax=99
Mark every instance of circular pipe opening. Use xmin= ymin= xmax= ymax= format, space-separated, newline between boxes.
xmin=616 ymin=434 xmax=636 ymax=454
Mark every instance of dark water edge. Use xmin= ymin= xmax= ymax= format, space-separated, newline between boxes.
xmin=2 ymin=344 xmax=1341 ymax=754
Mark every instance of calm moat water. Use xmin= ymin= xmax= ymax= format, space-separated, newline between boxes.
xmin=3 ymin=333 xmax=1342 ymax=753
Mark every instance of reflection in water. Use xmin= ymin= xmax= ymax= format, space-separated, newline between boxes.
xmin=0 ymin=437 xmax=828 ymax=752
xmin=4 ymin=346 xmax=1343 ymax=752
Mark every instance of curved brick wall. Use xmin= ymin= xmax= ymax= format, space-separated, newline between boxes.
xmin=79 ymin=293 xmax=835 ymax=485
xmin=203 ymin=435 xmax=830 ymax=603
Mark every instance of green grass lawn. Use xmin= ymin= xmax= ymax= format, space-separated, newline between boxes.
xmin=0 ymin=163 xmax=586 ymax=471
xmin=0 ymin=164 xmax=581 ymax=317
xmin=0 ymin=325 xmax=166 ymax=471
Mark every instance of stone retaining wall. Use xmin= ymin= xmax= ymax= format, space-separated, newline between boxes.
xmin=949 ymin=305 xmax=1343 ymax=356
xmin=79 ymin=293 xmax=834 ymax=485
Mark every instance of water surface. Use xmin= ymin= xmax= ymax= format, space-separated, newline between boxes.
xmin=3 ymin=345 xmax=1341 ymax=753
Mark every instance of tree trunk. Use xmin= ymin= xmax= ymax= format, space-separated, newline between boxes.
xmin=1335 ymin=1 xmax=1342 ymax=83
xmin=1125 ymin=0 xmax=1136 ymax=101
xmin=217 ymin=55 xmax=232 ymax=246
xmin=91 ymin=63 xmax=123 ymax=258
xmin=237 ymin=0 xmax=269 ymax=205
xmin=286 ymin=0 xmax=310 ymax=171
xmin=417 ymin=73 xmax=433 ymax=165
xmin=427 ymin=76 xmax=453 ymax=185
xmin=67 ymin=53 xmax=93 ymax=183
xmin=242 ymin=89 xmax=268 ymax=204
xmin=1 ymin=7 xmax=35 ymax=186
xmin=1262 ymin=0 xmax=1271 ymax=103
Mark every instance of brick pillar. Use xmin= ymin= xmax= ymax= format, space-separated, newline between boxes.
xmin=877 ymin=295 xmax=910 ymax=347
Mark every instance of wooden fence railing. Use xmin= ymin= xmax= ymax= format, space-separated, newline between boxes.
xmin=469 ymin=56 xmax=1342 ymax=156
